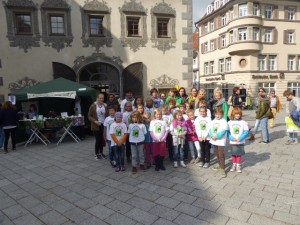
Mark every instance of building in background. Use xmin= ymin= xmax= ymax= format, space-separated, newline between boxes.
xmin=195 ymin=0 xmax=300 ymax=101
xmin=0 ymin=0 xmax=193 ymax=101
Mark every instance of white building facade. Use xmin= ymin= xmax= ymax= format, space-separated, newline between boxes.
xmin=195 ymin=0 xmax=300 ymax=101
xmin=0 ymin=0 xmax=193 ymax=101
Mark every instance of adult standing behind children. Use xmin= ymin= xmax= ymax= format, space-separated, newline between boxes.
xmin=88 ymin=93 xmax=106 ymax=160
xmin=227 ymin=87 xmax=242 ymax=119
xmin=213 ymin=89 xmax=229 ymax=120
xmin=269 ymin=90 xmax=282 ymax=128
xmin=0 ymin=101 xmax=18 ymax=153
xmin=121 ymin=89 xmax=135 ymax=113
xmin=187 ymin=87 xmax=198 ymax=109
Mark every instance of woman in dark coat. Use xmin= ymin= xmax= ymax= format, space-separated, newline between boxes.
xmin=0 ymin=101 xmax=18 ymax=153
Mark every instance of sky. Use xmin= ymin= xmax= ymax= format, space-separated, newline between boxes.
xmin=193 ymin=0 xmax=213 ymax=24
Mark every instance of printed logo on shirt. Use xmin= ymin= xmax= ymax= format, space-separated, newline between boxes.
xmin=115 ymin=126 xmax=122 ymax=136
xmin=155 ymin=125 xmax=162 ymax=133
xmin=200 ymin=123 xmax=206 ymax=130
xmin=132 ymin=125 xmax=140 ymax=137
xmin=176 ymin=126 xmax=182 ymax=133
xmin=212 ymin=122 xmax=221 ymax=135
xmin=232 ymin=124 xmax=241 ymax=135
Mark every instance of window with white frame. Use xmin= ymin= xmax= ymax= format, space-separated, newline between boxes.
xmin=221 ymin=84 xmax=229 ymax=100
xmin=253 ymin=27 xmax=259 ymax=41
xmin=239 ymin=4 xmax=248 ymax=17
xmin=288 ymin=55 xmax=296 ymax=71
xmin=207 ymin=5 xmax=213 ymax=15
xmin=265 ymin=5 xmax=272 ymax=19
xmin=264 ymin=29 xmax=272 ymax=42
xmin=229 ymin=30 xmax=233 ymax=43
xmin=288 ymin=82 xmax=300 ymax=98
xmin=214 ymin=0 xmax=220 ymax=10
xmin=210 ymin=20 xmax=214 ymax=32
xmin=230 ymin=8 xmax=234 ymax=20
xmin=210 ymin=40 xmax=215 ymax=51
xmin=269 ymin=55 xmax=277 ymax=71
xmin=204 ymin=62 xmax=209 ymax=75
xmin=253 ymin=3 xmax=259 ymax=16
xmin=288 ymin=31 xmax=295 ymax=44
xmin=238 ymin=28 xmax=247 ymax=41
xmin=298 ymin=56 xmax=300 ymax=70
xmin=221 ymin=14 xmax=226 ymax=26
xmin=226 ymin=57 xmax=231 ymax=72
xmin=288 ymin=7 xmax=296 ymax=20
xmin=204 ymin=42 xmax=208 ymax=52
xmin=210 ymin=61 xmax=215 ymax=74
xmin=221 ymin=35 xmax=226 ymax=47
xmin=219 ymin=58 xmax=225 ymax=73
xmin=258 ymin=82 xmax=275 ymax=95
xmin=258 ymin=55 xmax=266 ymax=71
xmin=204 ymin=23 xmax=208 ymax=33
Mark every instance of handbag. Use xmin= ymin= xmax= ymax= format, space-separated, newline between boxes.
xmin=267 ymin=108 xmax=274 ymax=119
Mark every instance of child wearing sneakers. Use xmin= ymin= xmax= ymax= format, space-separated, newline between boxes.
xmin=170 ymin=110 xmax=187 ymax=168
xmin=195 ymin=106 xmax=212 ymax=168
xmin=110 ymin=112 xmax=128 ymax=172
xmin=128 ymin=112 xmax=147 ymax=174
xmin=123 ymin=101 xmax=133 ymax=163
xmin=103 ymin=105 xmax=117 ymax=167
xmin=227 ymin=107 xmax=249 ymax=173
xmin=209 ymin=108 xmax=228 ymax=177
xmin=186 ymin=109 xmax=201 ymax=164
xmin=150 ymin=108 xmax=169 ymax=171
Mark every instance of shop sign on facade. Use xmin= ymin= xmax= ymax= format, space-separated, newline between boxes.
xmin=252 ymin=75 xmax=279 ymax=79
xmin=205 ymin=75 xmax=224 ymax=81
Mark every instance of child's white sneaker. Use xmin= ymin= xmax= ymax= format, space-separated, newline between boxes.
xmin=180 ymin=161 xmax=186 ymax=168
xmin=236 ymin=164 xmax=242 ymax=173
xmin=230 ymin=164 xmax=236 ymax=172
xmin=174 ymin=161 xmax=178 ymax=168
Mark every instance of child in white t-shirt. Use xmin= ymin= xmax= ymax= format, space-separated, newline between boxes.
xmin=195 ymin=106 xmax=212 ymax=168
xmin=128 ymin=111 xmax=147 ymax=174
xmin=209 ymin=108 xmax=228 ymax=178
xmin=150 ymin=109 xmax=169 ymax=171
xmin=103 ymin=106 xmax=117 ymax=167
xmin=227 ymin=107 xmax=249 ymax=173
xmin=122 ymin=101 xmax=133 ymax=163
xmin=110 ymin=112 xmax=128 ymax=172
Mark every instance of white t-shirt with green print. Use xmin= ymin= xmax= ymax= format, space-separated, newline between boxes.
xmin=195 ymin=116 xmax=211 ymax=140
xmin=128 ymin=123 xmax=147 ymax=143
xmin=109 ymin=122 xmax=128 ymax=147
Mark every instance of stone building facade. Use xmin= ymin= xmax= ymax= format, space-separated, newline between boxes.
xmin=0 ymin=0 xmax=193 ymax=101
xmin=195 ymin=0 xmax=300 ymax=102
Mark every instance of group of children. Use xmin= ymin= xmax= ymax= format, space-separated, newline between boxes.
xmin=103 ymin=93 xmax=249 ymax=178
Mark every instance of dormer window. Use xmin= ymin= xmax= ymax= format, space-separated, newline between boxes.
xmin=214 ymin=0 xmax=220 ymax=10
xmin=207 ymin=5 xmax=213 ymax=14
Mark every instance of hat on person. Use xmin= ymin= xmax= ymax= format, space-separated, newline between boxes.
xmin=114 ymin=112 xmax=123 ymax=119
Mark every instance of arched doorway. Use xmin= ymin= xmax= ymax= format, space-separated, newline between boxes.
xmin=79 ymin=62 xmax=120 ymax=100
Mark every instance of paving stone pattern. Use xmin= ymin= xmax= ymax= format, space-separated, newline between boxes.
xmin=0 ymin=111 xmax=299 ymax=225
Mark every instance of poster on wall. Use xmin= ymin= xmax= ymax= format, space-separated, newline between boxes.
xmin=8 ymin=95 xmax=16 ymax=105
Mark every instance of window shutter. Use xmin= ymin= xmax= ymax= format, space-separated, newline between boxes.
xmin=272 ymin=28 xmax=278 ymax=43
xmin=283 ymin=30 xmax=288 ymax=44
xmin=218 ymin=37 xmax=221 ymax=49
xmin=273 ymin=6 xmax=278 ymax=19
xmin=201 ymin=43 xmax=204 ymax=54
xmin=284 ymin=7 xmax=288 ymax=20
xmin=201 ymin=25 xmax=205 ymax=36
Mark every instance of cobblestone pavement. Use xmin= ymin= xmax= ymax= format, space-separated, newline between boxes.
xmin=0 ymin=110 xmax=299 ymax=225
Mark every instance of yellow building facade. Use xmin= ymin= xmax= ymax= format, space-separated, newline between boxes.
xmin=195 ymin=0 xmax=300 ymax=102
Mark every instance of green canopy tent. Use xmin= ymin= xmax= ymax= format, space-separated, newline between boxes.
xmin=10 ymin=77 xmax=97 ymax=101
xmin=9 ymin=78 xmax=97 ymax=116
